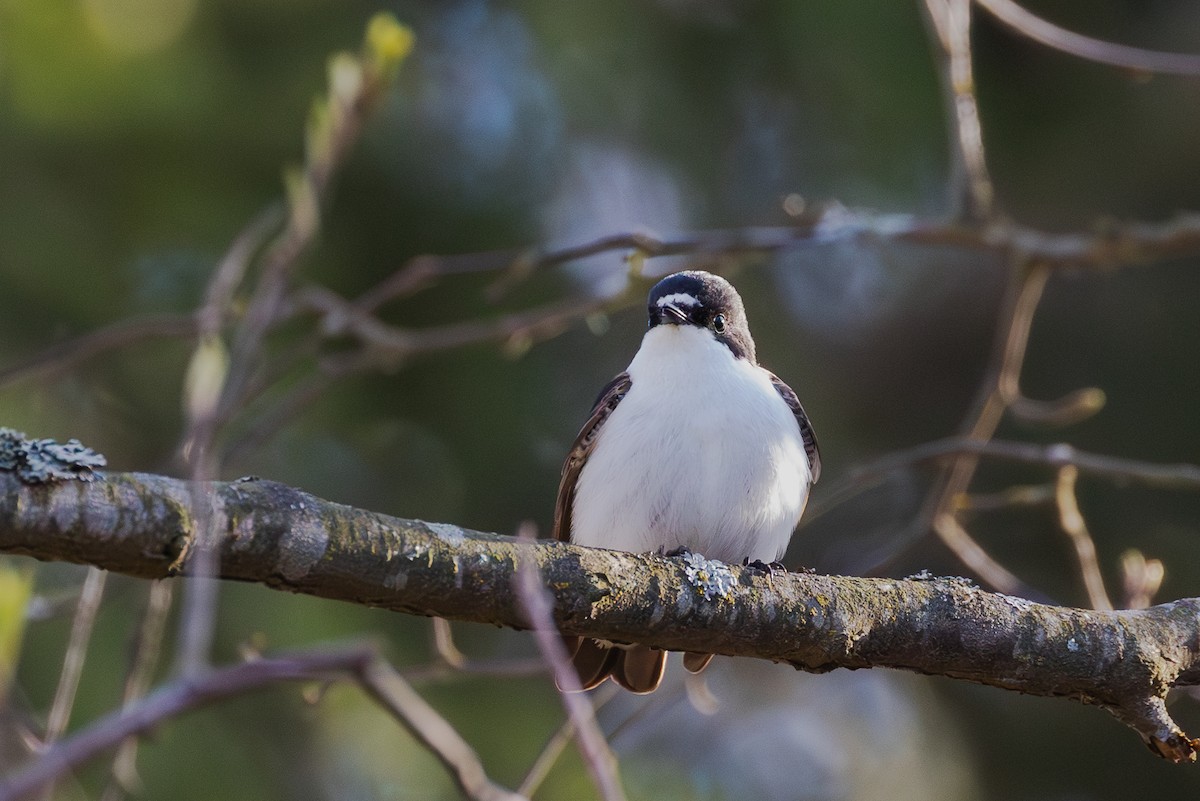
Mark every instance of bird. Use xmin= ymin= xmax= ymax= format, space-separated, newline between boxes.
xmin=552 ymin=269 xmax=821 ymax=694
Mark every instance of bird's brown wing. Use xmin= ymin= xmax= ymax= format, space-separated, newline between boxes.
xmin=552 ymin=372 xmax=633 ymax=542
xmin=552 ymin=372 xmax=641 ymax=690
xmin=766 ymin=370 xmax=821 ymax=484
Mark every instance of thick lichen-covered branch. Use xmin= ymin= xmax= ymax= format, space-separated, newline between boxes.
xmin=2 ymin=471 xmax=1199 ymax=762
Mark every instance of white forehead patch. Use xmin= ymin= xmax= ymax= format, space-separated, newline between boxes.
xmin=656 ymin=292 xmax=700 ymax=308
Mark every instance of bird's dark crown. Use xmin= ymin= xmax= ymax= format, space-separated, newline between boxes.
xmin=646 ymin=270 xmax=756 ymax=362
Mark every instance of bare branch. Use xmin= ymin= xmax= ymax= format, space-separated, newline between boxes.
xmin=294 ymin=284 xmax=625 ymax=375
xmin=931 ymin=513 xmax=1026 ymax=595
xmin=431 ymin=618 xmax=469 ymax=669
xmin=1055 ymin=466 xmax=1113 ymax=611
xmin=921 ymin=263 xmax=1051 ymax=593
xmin=1121 ymin=550 xmax=1165 ymax=611
xmin=837 ymin=436 xmax=1200 ymax=496
xmin=1007 ymin=386 xmax=1106 ymax=426
xmin=7 ymin=210 xmax=1200 ymax=400
xmin=958 ymin=484 xmax=1055 ymax=511
xmin=42 ymin=568 xmax=107 ymax=748
xmin=0 ymin=646 xmax=526 ymax=801
xmin=0 ymin=314 xmax=198 ymax=391
xmin=102 ymin=581 xmax=174 ymax=801
xmin=412 ymin=619 xmax=548 ymax=681
xmin=217 ymin=32 xmax=404 ymax=419
xmin=197 ymin=206 xmax=285 ymax=335
xmin=923 ymin=0 xmax=996 ymax=220
xmin=517 ymin=685 xmax=619 ymax=799
xmin=171 ymin=479 xmax=220 ymax=676
xmin=977 ymin=0 xmax=1200 ymax=77
xmin=399 ymin=658 xmax=547 ymax=685
xmin=423 ymin=209 xmax=1200 ymax=279
xmin=3 ymin=470 xmax=1200 ymax=762
xmin=514 ymin=524 xmax=627 ymax=801
xmin=355 ymin=658 xmax=529 ymax=801
xmin=0 ymin=650 xmax=371 ymax=801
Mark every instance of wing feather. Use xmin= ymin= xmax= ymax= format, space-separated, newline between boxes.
xmin=552 ymin=372 xmax=633 ymax=542
xmin=765 ymin=371 xmax=821 ymax=484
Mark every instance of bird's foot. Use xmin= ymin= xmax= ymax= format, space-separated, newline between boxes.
xmin=743 ymin=559 xmax=793 ymax=576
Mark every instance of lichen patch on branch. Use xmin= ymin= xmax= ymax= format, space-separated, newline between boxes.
xmin=0 ymin=429 xmax=106 ymax=484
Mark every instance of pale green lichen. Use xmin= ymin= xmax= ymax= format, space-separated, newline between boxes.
xmin=680 ymin=551 xmax=736 ymax=601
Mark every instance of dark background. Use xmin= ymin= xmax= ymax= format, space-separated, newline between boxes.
xmin=2 ymin=1 xmax=1200 ymax=799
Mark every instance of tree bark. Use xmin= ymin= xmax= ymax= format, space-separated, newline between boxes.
xmin=2 ymin=470 xmax=1199 ymax=762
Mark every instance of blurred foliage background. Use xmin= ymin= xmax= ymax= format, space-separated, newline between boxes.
xmin=2 ymin=1 xmax=1200 ymax=799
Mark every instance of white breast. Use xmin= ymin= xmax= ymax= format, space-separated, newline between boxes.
xmin=571 ymin=325 xmax=811 ymax=564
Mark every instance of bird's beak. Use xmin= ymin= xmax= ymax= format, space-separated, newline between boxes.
xmin=658 ymin=303 xmax=688 ymax=324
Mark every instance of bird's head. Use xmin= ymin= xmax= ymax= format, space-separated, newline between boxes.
xmin=646 ymin=270 xmax=756 ymax=362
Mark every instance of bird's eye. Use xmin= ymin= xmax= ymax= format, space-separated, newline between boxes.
xmin=712 ymin=314 xmax=727 ymax=334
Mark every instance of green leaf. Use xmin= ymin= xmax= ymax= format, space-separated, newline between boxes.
xmin=0 ymin=562 xmax=33 ymax=701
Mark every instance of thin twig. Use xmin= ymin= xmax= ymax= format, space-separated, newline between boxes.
xmin=517 ymin=684 xmax=619 ymax=799
xmin=7 ymin=209 xmax=1200 ymax=400
xmin=356 ymin=659 xmax=528 ymax=801
xmin=0 ymin=315 xmax=198 ymax=391
xmin=172 ymin=153 xmax=287 ymax=685
xmin=912 ymin=0 xmax=1126 ymax=608
xmin=175 ymin=244 xmax=246 ymax=675
xmin=816 ymin=437 xmax=1200 ymax=518
xmin=517 ymin=718 xmax=575 ymax=800
xmin=0 ymin=653 xmax=367 ymax=801
xmin=1121 ymin=550 xmax=1165 ymax=610
xmin=1007 ymin=386 xmax=1106 ymax=426
xmin=994 ymin=265 xmax=1051 ymax=406
xmin=431 ymin=618 xmax=468 ymax=669
xmin=173 ymin=467 xmax=219 ymax=676
xmin=1054 ymin=466 xmax=1113 ymax=610
xmin=400 ymin=658 xmax=547 ymax=684
xmin=952 ymin=484 xmax=1055 ymax=512
xmin=951 ymin=262 xmax=1047 ymax=462
xmin=513 ymin=524 xmax=627 ymax=801
xmin=0 ymin=647 xmax=526 ymax=801
xmin=977 ymin=0 xmax=1200 ymax=77
xmin=218 ymin=284 xmax=633 ymax=464
xmin=101 ymin=581 xmax=175 ymax=801
xmin=295 ymin=285 xmax=621 ymax=368
xmin=172 ymin=26 xmax=406 ymax=676
xmin=932 ymin=513 xmax=1027 ymax=595
xmin=921 ymin=264 xmax=1051 ymax=592
xmin=36 ymin=567 xmax=106 ymax=800
xmin=924 ymin=0 xmax=996 ymax=220
xmin=218 ymin=40 xmax=394 ymax=421
xmin=196 ymin=206 xmax=284 ymax=335
xmin=42 ymin=568 xmax=108 ymax=745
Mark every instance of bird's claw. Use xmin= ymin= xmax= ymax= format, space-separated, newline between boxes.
xmin=743 ymin=559 xmax=790 ymax=576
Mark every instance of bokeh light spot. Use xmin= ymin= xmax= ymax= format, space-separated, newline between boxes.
xmin=83 ymin=0 xmax=195 ymax=56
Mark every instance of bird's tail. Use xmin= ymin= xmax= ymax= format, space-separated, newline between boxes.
xmin=559 ymin=637 xmax=666 ymax=694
